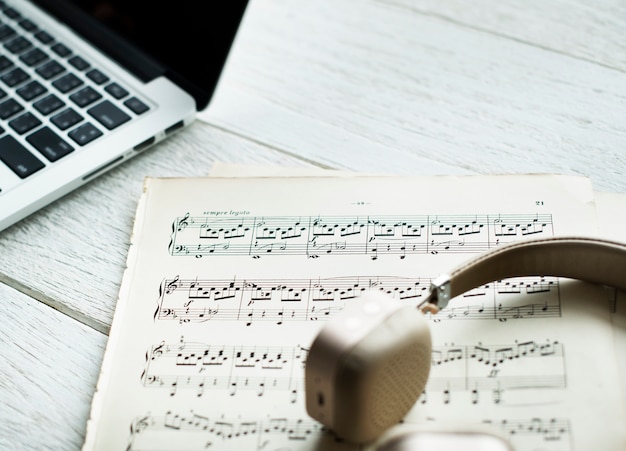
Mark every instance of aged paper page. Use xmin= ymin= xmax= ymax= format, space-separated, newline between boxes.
xmin=83 ymin=175 xmax=625 ymax=451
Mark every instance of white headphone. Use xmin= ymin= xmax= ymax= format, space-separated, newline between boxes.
xmin=305 ymin=236 xmax=626 ymax=445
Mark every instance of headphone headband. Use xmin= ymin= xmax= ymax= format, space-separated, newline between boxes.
xmin=422 ymin=236 xmax=626 ymax=312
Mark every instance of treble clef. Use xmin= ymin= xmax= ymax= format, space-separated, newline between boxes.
xmin=176 ymin=212 xmax=191 ymax=231
xmin=151 ymin=341 xmax=166 ymax=360
xmin=165 ymin=275 xmax=180 ymax=294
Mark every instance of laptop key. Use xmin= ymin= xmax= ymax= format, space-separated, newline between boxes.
xmin=33 ymin=93 xmax=64 ymax=115
xmin=52 ymin=72 xmax=83 ymax=93
xmin=0 ymin=54 xmax=13 ymax=72
xmin=9 ymin=112 xmax=41 ymax=134
xmin=69 ymin=122 xmax=102 ymax=146
xmin=70 ymin=86 xmax=102 ymax=107
xmin=51 ymin=42 xmax=71 ymax=57
xmin=68 ymin=55 xmax=89 ymax=71
xmin=88 ymin=100 xmax=130 ymax=130
xmin=51 ymin=107 xmax=82 ymax=130
xmin=35 ymin=60 xmax=64 ymax=80
xmin=34 ymin=29 xmax=53 ymax=44
xmin=20 ymin=48 xmax=48 ymax=66
xmin=86 ymin=68 xmax=109 ymax=85
xmin=0 ymin=135 xmax=45 ymax=178
xmin=124 ymin=97 xmax=149 ymax=115
xmin=3 ymin=7 xmax=20 ymax=20
xmin=0 ymin=98 xmax=23 ymax=119
xmin=4 ymin=35 xmax=31 ymax=54
xmin=1 ymin=67 xmax=29 ymax=87
xmin=104 ymin=82 xmax=128 ymax=99
xmin=27 ymin=126 xmax=73 ymax=162
xmin=18 ymin=18 xmax=37 ymax=32
xmin=16 ymin=80 xmax=47 ymax=101
xmin=0 ymin=24 xmax=16 ymax=41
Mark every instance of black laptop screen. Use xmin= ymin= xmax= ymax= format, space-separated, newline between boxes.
xmin=31 ymin=0 xmax=248 ymax=110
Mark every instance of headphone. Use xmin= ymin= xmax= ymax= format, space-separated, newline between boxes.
xmin=304 ymin=236 xmax=626 ymax=445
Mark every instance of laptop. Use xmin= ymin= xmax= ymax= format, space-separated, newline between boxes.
xmin=0 ymin=0 xmax=248 ymax=232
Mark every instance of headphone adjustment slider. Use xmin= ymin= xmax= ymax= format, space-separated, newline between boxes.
xmin=419 ymin=274 xmax=451 ymax=313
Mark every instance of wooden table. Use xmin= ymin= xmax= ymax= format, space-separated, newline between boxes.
xmin=1 ymin=0 xmax=625 ymax=449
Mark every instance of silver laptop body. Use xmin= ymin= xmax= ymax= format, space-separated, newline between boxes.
xmin=0 ymin=0 xmax=248 ymax=232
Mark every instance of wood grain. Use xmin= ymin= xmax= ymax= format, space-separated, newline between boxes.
xmin=203 ymin=0 xmax=626 ymax=192
xmin=384 ymin=0 xmax=626 ymax=71
xmin=0 ymin=283 xmax=107 ymax=450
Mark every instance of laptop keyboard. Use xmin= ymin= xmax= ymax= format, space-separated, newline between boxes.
xmin=0 ymin=1 xmax=150 ymax=181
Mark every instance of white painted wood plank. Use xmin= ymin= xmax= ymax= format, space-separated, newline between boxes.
xmin=0 ymin=283 xmax=106 ymax=451
xmin=202 ymin=0 xmax=626 ymax=193
xmin=0 ymin=123 xmax=313 ymax=333
xmin=382 ymin=0 xmax=626 ymax=71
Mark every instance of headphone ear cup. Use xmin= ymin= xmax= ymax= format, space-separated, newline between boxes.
xmin=305 ymin=292 xmax=432 ymax=444
xmin=335 ymin=314 xmax=432 ymax=442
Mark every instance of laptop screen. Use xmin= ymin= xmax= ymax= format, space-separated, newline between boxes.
xmin=30 ymin=0 xmax=249 ymax=110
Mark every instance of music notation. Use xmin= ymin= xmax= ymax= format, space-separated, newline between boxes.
xmin=128 ymin=411 xmax=354 ymax=451
xmin=127 ymin=410 xmax=570 ymax=451
xmin=154 ymin=275 xmax=561 ymax=325
xmin=437 ymin=276 xmax=561 ymax=322
xmin=141 ymin=340 xmax=307 ymax=402
xmin=424 ymin=340 xmax=565 ymax=405
xmin=487 ymin=418 xmax=571 ymax=450
xmin=140 ymin=338 xmax=564 ymax=406
xmin=169 ymin=213 xmax=553 ymax=259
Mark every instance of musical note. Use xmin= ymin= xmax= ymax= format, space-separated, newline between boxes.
xmin=155 ymin=275 xmax=561 ymax=325
xmin=169 ymin=214 xmax=554 ymax=259
xmin=495 ymin=417 xmax=570 ymax=446
xmin=471 ymin=387 xmax=479 ymax=404
xmin=493 ymin=384 xmax=502 ymax=404
xmin=142 ymin=338 xmax=565 ymax=408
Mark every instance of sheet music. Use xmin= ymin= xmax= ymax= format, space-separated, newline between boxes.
xmin=82 ymin=174 xmax=626 ymax=451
